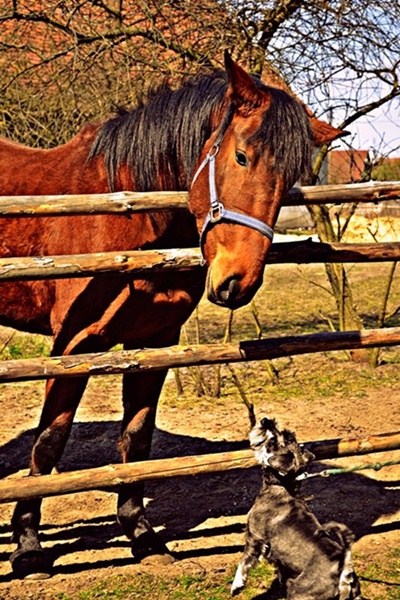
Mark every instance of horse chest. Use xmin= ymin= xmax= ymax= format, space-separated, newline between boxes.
xmin=52 ymin=270 xmax=206 ymax=348
xmin=117 ymin=274 xmax=205 ymax=341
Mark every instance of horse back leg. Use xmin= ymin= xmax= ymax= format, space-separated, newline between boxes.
xmin=117 ymin=332 xmax=180 ymax=564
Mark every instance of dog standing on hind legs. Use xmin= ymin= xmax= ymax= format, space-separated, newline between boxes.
xmin=231 ymin=418 xmax=362 ymax=599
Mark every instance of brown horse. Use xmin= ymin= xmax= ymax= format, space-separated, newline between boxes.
xmin=0 ymin=52 xmax=334 ymax=578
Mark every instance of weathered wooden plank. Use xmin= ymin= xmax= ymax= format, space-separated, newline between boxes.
xmin=0 ymin=181 xmax=399 ymax=216
xmin=0 ymin=241 xmax=399 ymax=281
xmin=1 ymin=327 xmax=399 ymax=382
xmin=0 ymin=431 xmax=398 ymax=503
xmin=286 ymin=181 xmax=400 ymax=205
xmin=268 ymin=240 xmax=400 ymax=264
xmin=0 ymin=248 xmax=204 ymax=281
xmin=0 ymin=190 xmax=188 ymax=216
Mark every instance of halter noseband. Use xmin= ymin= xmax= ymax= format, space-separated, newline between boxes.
xmin=191 ymin=143 xmax=274 ymax=258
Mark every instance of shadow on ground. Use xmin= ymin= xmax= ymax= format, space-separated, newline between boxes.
xmin=0 ymin=421 xmax=398 ymax=580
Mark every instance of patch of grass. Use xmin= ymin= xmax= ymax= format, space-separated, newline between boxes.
xmin=356 ymin=547 xmax=400 ymax=600
xmin=163 ymin=262 xmax=400 ymax=405
xmin=49 ymin=562 xmax=277 ymax=600
xmin=47 ymin=550 xmax=400 ymax=600
xmin=162 ymin=346 xmax=400 ymax=411
xmin=45 ymin=553 xmax=400 ymax=600
xmin=0 ymin=330 xmax=51 ymax=360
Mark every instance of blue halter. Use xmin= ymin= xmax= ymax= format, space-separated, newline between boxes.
xmin=191 ymin=143 xmax=274 ymax=258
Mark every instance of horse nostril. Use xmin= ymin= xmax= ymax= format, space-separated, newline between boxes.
xmin=217 ymin=276 xmax=241 ymax=304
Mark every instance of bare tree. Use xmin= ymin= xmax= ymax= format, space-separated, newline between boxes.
xmin=227 ymin=1 xmax=400 ymax=342
xmin=0 ymin=1 xmax=236 ymax=145
xmin=2 ymin=2 xmax=398 ymax=151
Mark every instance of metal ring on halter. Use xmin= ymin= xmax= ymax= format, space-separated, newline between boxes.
xmin=209 ymin=203 xmax=224 ymax=223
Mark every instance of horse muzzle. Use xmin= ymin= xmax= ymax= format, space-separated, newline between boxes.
xmin=206 ymin=271 xmax=262 ymax=309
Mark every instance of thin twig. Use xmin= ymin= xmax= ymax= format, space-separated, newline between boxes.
xmin=370 ymin=261 xmax=398 ymax=367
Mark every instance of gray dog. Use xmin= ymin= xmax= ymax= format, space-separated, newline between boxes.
xmin=231 ymin=418 xmax=362 ymax=599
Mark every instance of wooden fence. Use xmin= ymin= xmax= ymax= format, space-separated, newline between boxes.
xmin=1 ymin=431 xmax=399 ymax=504
xmin=1 ymin=181 xmax=400 ymax=502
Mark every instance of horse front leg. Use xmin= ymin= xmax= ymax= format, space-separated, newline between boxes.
xmin=10 ymin=309 xmax=114 ymax=579
xmin=117 ymin=367 xmax=174 ymax=564
xmin=10 ymin=375 xmax=89 ymax=579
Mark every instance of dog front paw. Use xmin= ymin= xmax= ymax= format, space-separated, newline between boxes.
xmin=231 ymin=566 xmax=246 ymax=596
xmin=230 ymin=582 xmax=244 ymax=596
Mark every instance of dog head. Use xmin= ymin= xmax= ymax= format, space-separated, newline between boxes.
xmin=249 ymin=417 xmax=314 ymax=477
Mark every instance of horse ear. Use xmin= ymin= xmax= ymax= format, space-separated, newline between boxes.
xmin=306 ymin=110 xmax=350 ymax=146
xmin=224 ymin=50 xmax=266 ymax=110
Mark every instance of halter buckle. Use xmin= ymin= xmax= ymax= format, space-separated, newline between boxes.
xmin=210 ymin=203 xmax=224 ymax=223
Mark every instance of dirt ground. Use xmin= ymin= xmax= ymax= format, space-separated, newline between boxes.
xmin=0 ymin=368 xmax=399 ymax=599
xmin=0 ymin=214 xmax=399 ymax=598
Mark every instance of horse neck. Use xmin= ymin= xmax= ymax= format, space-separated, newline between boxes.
xmin=0 ymin=123 xmax=111 ymax=196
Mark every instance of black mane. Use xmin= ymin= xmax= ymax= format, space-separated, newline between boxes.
xmin=89 ymin=71 xmax=312 ymax=192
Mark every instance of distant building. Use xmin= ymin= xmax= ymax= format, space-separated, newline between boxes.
xmin=276 ymin=149 xmax=400 ymax=231
xmin=326 ymin=150 xmax=400 ymax=184
xmin=326 ymin=149 xmax=370 ymax=184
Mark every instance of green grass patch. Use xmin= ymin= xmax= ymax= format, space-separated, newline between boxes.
xmin=356 ymin=547 xmax=400 ymax=600
xmin=161 ymin=262 xmax=400 ymax=406
xmin=50 ymin=562 xmax=277 ymax=600
xmin=0 ymin=330 xmax=51 ymax=360
xmin=39 ymin=549 xmax=400 ymax=599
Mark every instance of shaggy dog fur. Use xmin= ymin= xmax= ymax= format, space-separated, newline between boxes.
xmin=231 ymin=418 xmax=362 ymax=599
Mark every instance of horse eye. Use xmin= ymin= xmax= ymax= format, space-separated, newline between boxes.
xmin=235 ymin=151 xmax=248 ymax=167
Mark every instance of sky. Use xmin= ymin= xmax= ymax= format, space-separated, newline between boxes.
xmin=336 ymin=102 xmax=400 ymax=157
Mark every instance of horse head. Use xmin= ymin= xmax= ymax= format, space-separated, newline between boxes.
xmin=189 ymin=52 xmax=313 ymax=309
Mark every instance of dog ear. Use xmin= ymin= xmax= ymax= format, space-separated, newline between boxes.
xmin=282 ymin=429 xmax=297 ymax=444
xmin=260 ymin=417 xmax=278 ymax=436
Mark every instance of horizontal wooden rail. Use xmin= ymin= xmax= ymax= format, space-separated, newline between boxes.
xmin=1 ymin=327 xmax=399 ymax=382
xmin=0 ymin=191 xmax=188 ymax=217
xmin=0 ymin=248 xmax=203 ymax=281
xmin=0 ymin=431 xmax=398 ymax=504
xmin=1 ymin=241 xmax=400 ymax=281
xmin=0 ymin=181 xmax=399 ymax=217
xmin=287 ymin=181 xmax=400 ymax=205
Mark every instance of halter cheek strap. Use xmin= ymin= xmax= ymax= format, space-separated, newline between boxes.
xmin=191 ymin=144 xmax=274 ymax=257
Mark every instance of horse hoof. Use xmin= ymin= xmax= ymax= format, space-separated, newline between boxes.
xmin=24 ymin=571 xmax=52 ymax=581
xmin=10 ymin=548 xmax=52 ymax=580
xmin=131 ymin=531 xmax=175 ymax=565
